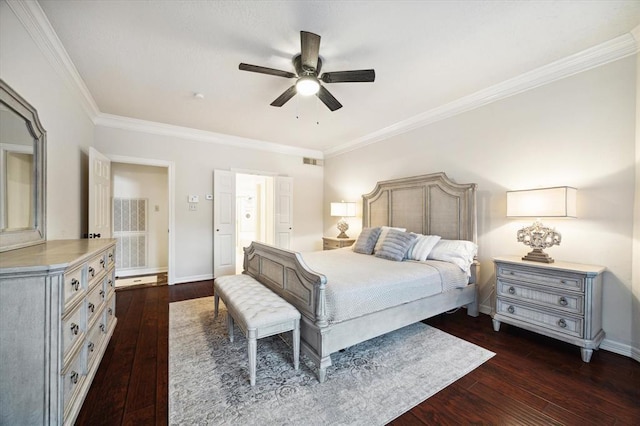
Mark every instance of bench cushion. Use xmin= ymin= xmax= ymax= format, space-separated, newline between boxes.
xmin=214 ymin=274 xmax=300 ymax=329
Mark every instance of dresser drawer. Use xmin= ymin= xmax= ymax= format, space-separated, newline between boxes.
xmin=104 ymin=292 xmax=116 ymax=330
xmin=496 ymin=279 xmax=584 ymax=315
xmin=106 ymin=245 xmax=116 ymax=269
xmin=86 ymin=283 xmax=106 ymax=329
xmin=63 ymin=265 xmax=85 ymax=311
xmin=87 ymin=252 xmax=108 ymax=289
xmin=104 ymin=267 xmax=116 ymax=298
xmin=86 ymin=318 xmax=106 ymax=371
xmin=62 ymin=350 xmax=85 ymax=419
xmin=62 ymin=302 xmax=85 ymax=362
xmin=497 ymin=264 xmax=584 ymax=292
xmin=496 ymin=299 xmax=583 ymax=338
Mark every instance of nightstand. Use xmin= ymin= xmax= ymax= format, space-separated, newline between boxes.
xmin=492 ymin=256 xmax=605 ymax=362
xmin=322 ymin=237 xmax=355 ymax=250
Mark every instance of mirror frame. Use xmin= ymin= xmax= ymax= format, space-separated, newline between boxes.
xmin=0 ymin=79 xmax=46 ymax=252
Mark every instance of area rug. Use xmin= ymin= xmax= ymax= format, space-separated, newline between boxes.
xmin=169 ymin=297 xmax=494 ymax=425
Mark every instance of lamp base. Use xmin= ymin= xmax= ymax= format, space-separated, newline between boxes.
xmin=336 ymin=219 xmax=349 ymax=239
xmin=522 ymin=249 xmax=554 ymax=263
xmin=336 ymin=232 xmax=350 ymax=239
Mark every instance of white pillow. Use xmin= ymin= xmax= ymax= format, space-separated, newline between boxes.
xmin=406 ymin=234 xmax=441 ymax=261
xmin=373 ymin=226 xmax=407 ymax=253
xmin=427 ymin=239 xmax=478 ymax=276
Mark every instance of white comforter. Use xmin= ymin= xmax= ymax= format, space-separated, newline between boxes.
xmin=300 ymin=248 xmax=468 ymax=325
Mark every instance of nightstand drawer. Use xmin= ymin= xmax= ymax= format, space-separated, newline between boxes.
xmin=496 ymin=299 xmax=583 ymax=338
xmin=496 ymin=279 xmax=584 ymax=314
xmin=497 ymin=264 xmax=584 ymax=292
xmin=322 ymin=237 xmax=355 ymax=250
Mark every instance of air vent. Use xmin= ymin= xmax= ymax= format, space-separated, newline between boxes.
xmin=303 ymin=157 xmax=323 ymax=166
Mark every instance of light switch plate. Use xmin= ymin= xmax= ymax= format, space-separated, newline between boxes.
xmin=188 ymin=195 xmax=199 ymax=203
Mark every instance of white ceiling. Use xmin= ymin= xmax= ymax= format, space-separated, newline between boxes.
xmin=38 ymin=1 xmax=640 ymax=154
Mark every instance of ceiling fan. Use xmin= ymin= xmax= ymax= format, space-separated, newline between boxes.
xmin=239 ymin=31 xmax=375 ymax=111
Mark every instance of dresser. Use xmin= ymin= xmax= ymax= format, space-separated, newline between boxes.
xmin=0 ymin=239 xmax=117 ymax=425
xmin=492 ymin=256 xmax=605 ymax=362
xmin=322 ymin=236 xmax=355 ymax=250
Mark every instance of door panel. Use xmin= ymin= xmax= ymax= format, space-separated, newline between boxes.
xmin=88 ymin=147 xmax=111 ymax=239
xmin=274 ymin=176 xmax=293 ymax=249
xmin=213 ymin=170 xmax=236 ymax=277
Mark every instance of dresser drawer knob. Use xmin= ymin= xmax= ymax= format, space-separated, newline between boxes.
xmin=508 ymin=271 xmax=514 ymax=275
xmin=108 ymin=279 xmax=113 ymax=287
xmin=100 ymin=323 xmax=106 ymax=333
xmin=70 ymin=371 xmax=79 ymax=385
xmin=100 ymin=290 xmax=105 ymax=299
xmin=71 ymin=278 xmax=80 ymax=291
xmin=557 ymin=319 xmax=567 ymax=328
xmin=88 ymin=342 xmax=95 ymax=352
xmin=70 ymin=323 xmax=80 ymax=335
xmin=560 ymin=280 xmax=567 ymax=284
xmin=108 ymin=308 xmax=113 ymax=316
xmin=507 ymin=305 xmax=515 ymax=314
xmin=508 ymin=286 xmax=516 ymax=295
xmin=88 ymin=302 xmax=95 ymax=313
xmin=558 ymin=296 xmax=568 ymax=306
xmin=109 ymin=252 xmax=113 ymax=259
xmin=100 ymin=258 xmax=106 ymax=268
xmin=89 ymin=267 xmax=95 ymax=277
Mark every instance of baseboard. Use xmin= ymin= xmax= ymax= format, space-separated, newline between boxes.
xmin=116 ymin=267 xmax=167 ymax=278
xmin=600 ymin=338 xmax=640 ymax=362
xmin=173 ymin=274 xmax=214 ymax=285
xmin=479 ymin=304 xmax=492 ymax=316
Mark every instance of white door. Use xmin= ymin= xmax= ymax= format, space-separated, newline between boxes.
xmin=274 ymin=176 xmax=293 ymax=249
xmin=213 ymin=170 xmax=236 ymax=277
xmin=88 ymin=147 xmax=111 ymax=239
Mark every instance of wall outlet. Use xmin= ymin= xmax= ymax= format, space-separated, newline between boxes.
xmin=189 ymin=203 xmax=197 ymax=211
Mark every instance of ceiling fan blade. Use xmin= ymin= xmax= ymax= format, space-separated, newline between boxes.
xmin=321 ymin=69 xmax=376 ymax=83
xmin=316 ymin=86 xmax=342 ymax=111
xmin=270 ymin=86 xmax=297 ymax=107
xmin=239 ymin=63 xmax=296 ymax=79
xmin=300 ymin=31 xmax=321 ymax=71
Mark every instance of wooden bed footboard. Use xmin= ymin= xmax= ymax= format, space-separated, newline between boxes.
xmin=243 ymin=242 xmax=328 ymax=327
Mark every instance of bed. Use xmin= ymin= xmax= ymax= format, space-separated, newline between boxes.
xmin=243 ymin=172 xmax=479 ymax=382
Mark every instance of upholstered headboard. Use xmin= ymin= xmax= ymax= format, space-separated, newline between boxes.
xmin=362 ymin=172 xmax=477 ymax=243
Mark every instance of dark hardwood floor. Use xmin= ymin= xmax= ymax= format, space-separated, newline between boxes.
xmin=77 ymin=281 xmax=640 ymax=425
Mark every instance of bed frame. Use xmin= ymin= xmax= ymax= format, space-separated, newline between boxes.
xmin=243 ymin=172 xmax=479 ymax=382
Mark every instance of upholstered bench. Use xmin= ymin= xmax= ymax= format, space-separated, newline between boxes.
xmin=213 ymin=274 xmax=301 ymax=386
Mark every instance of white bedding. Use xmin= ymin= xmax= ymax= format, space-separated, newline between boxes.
xmin=300 ymin=248 xmax=469 ymax=325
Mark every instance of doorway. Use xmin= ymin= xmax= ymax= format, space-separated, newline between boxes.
xmin=235 ymin=173 xmax=274 ymax=273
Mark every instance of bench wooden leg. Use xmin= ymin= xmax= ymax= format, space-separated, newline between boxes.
xmin=293 ymin=320 xmax=300 ymax=370
xmin=248 ymin=330 xmax=257 ymax=387
xmin=214 ymin=294 xmax=219 ymax=318
xmin=227 ymin=312 xmax=234 ymax=342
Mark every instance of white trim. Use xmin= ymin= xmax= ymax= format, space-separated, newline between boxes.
xmin=173 ymin=273 xmax=213 ymax=285
xmin=325 ymin=32 xmax=639 ymax=158
xmin=6 ymin=0 xmax=100 ymax=121
xmin=107 ymin=154 xmax=176 ymax=285
xmin=115 ymin=267 xmax=168 ymax=279
xmin=600 ymin=338 xmax=638 ymax=361
xmin=95 ymin=113 xmax=324 ymax=159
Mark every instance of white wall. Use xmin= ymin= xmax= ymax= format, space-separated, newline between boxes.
xmin=633 ymin=39 xmax=640 ymax=361
xmin=1 ymin=2 xmax=95 ymax=239
xmin=94 ymin=126 xmax=323 ymax=283
xmin=112 ymin=162 xmax=168 ymax=274
xmin=324 ymin=56 xmax=638 ymax=358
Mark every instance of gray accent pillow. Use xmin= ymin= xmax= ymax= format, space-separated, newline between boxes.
xmin=374 ymin=229 xmax=418 ymax=261
xmin=352 ymin=227 xmax=382 ymax=255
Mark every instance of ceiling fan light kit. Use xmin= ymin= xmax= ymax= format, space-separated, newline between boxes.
xmin=239 ymin=31 xmax=375 ymax=111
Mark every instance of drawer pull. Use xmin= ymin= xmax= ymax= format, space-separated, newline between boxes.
xmin=71 ymin=278 xmax=80 ymax=291
xmin=100 ymin=323 xmax=106 ymax=333
xmin=70 ymin=371 xmax=79 ymax=385
xmin=557 ymin=319 xmax=567 ymax=328
xmin=108 ymin=308 xmax=113 ymax=316
xmin=507 ymin=305 xmax=515 ymax=314
xmin=88 ymin=302 xmax=95 ymax=313
xmin=100 ymin=258 xmax=106 ymax=268
xmin=508 ymin=286 xmax=516 ymax=295
xmin=108 ymin=279 xmax=113 ymax=287
xmin=88 ymin=342 xmax=95 ymax=352
xmin=560 ymin=280 xmax=567 ymax=284
xmin=508 ymin=271 xmax=515 ymax=275
xmin=89 ymin=267 xmax=95 ymax=277
xmin=70 ymin=323 xmax=80 ymax=335
xmin=109 ymin=252 xmax=113 ymax=259
xmin=558 ymin=296 xmax=568 ymax=306
xmin=100 ymin=290 xmax=105 ymax=299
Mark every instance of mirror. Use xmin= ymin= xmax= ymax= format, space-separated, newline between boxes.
xmin=0 ymin=79 xmax=46 ymax=252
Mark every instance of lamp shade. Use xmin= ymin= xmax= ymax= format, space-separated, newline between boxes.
xmin=330 ymin=201 xmax=356 ymax=217
xmin=507 ymin=186 xmax=577 ymax=218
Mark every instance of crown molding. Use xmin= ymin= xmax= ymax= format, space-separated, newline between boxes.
xmin=94 ymin=113 xmax=324 ymax=159
xmin=6 ymin=0 xmax=100 ymax=120
xmin=325 ymin=32 xmax=639 ymax=158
